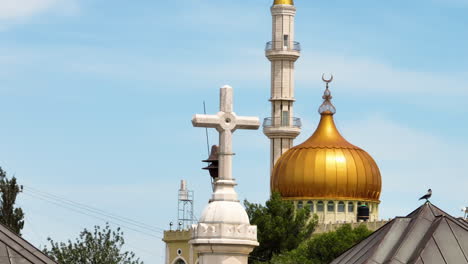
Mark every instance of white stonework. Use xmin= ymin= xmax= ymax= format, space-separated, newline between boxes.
xmin=190 ymin=85 xmax=260 ymax=264
xmin=263 ymin=3 xmax=301 ymax=171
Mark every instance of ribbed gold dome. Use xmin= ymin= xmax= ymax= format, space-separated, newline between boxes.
xmin=274 ymin=0 xmax=294 ymax=5
xmin=271 ymin=85 xmax=382 ymax=202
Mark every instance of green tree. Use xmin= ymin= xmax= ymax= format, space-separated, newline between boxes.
xmin=44 ymin=223 xmax=143 ymax=264
xmin=0 ymin=167 xmax=25 ymax=235
xmin=244 ymin=192 xmax=317 ymax=263
xmin=271 ymin=224 xmax=373 ymax=264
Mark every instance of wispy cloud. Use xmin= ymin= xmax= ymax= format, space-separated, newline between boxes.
xmin=340 ymin=114 xmax=468 ymax=217
xmin=297 ymin=51 xmax=468 ymax=96
xmin=0 ymin=0 xmax=78 ymax=21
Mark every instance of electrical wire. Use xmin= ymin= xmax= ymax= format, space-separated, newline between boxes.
xmin=23 ymin=191 xmax=163 ymax=240
xmin=23 ymin=185 xmax=165 ymax=234
xmin=20 ymin=194 xmax=164 ymax=259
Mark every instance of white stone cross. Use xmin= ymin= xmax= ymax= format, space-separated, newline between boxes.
xmin=192 ymin=85 xmax=260 ymax=184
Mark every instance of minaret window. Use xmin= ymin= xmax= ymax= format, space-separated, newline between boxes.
xmin=327 ymin=201 xmax=335 ymax=212
xmin=338 ymin=201 xmax=345 ymax=212
xmin=317 ymin=201 xmax=324 ymax=212
xmin=283 ymin=34 xmax=289 ymax=48
xmin=281 ymin=111 xmax=290 ymax=126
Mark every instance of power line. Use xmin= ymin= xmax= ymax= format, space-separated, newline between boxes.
xmin=23 ymin=185 xmax=165 ymax=234
xmin=23 ymin=191 xmax=163 ymax=240
xmin=20 ymin=195 xmax=164 ymax=260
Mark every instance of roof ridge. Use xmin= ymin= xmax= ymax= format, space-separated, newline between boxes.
xmin=429 ymin=203 xmax=468 ymax=229
xmin=444 ymin=217 xmax=468 ymax=263
xmin=331 ymin=204 xmax=468 ymax=264
xmin=388 ymin=205 xmax=438 ymax=263
xmin=330 ymin=220 xmax=395 ymax=263
xmin=0 ymin=223 xmax=56 ymax=263
xmin=407 ymin=216 xmax=444 ymax=263
xmin=405 ymin=203 xmax=426 ymax=218
xmin=367 ymin=218 xmax=412 ymax=263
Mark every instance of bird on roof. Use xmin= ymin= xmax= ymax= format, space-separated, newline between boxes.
xmin=419 ymin=189 xmax=432 ymax=201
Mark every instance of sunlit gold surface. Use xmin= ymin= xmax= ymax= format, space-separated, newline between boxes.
xmin=274 ymin=0 xmax=294 ymax=5
xmin=271 ymin=113 xmax=382 ymax=202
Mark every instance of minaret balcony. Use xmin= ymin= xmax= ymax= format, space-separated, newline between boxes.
xmin=265 ymin=41 xmax=301 ymax=61
xmin=265 ymin=41 xmax=301 ymax=52
xmin=263 ymin=117 xmax=301 ymax=139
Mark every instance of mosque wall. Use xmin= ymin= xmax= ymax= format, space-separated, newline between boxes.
xmin=314 ymin=220 xmax=390 ymax=234
xmin=293 ymin=200 xmax=380 ymax=224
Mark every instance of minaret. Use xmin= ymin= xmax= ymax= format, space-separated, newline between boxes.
xmin=263 ymin=0 xmax=301 ymax=171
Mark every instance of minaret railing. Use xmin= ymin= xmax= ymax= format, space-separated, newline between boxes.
xmin=265 ymin=41 xmax=301 ymax=52
xmin=263 ymin=117 xmax=302 ymax=129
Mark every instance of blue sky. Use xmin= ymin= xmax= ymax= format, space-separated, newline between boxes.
xmin=1 ymin=0 xmax=468 ymax=263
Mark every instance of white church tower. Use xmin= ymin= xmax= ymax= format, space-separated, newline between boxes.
xmin=190 ymin=86 xmax=259 ymax=264
xmin=263 ymin=0 xmax=301 ymax=171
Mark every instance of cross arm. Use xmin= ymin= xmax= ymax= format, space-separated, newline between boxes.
xmin=235 ymin=116 xmax=260 ymax=130
xmin=192 ymin=114 xmax=221 ymax=128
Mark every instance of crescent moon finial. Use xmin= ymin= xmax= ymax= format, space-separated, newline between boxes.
xmin=318 ymin=73 xmax=336 ymax=115
xmin=322 ymin=73 xmax=333 ymax=86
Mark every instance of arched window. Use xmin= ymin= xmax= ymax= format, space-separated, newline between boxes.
xmin=348 ymin=202 xmax=354 ymax=212
xmin=174 ymin=259 xmax=186 ymax=264
xmin=317 ymin=201 xmax=324 ymax=212
xmin=307 ymin=201 xmax=313 ymax=212
xmin=297 ymin=201 xmax=303 ymax=209
xmin=338 ymin=201 xmax=345 ymax=212
xmin=327 ymin=201 xmax=334 ymax=212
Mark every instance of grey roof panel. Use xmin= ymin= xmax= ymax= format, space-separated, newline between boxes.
xmin=372 ymin=218 xmax=411 ymax=263
xmin=0 ymin=257 xmax=11 ymax=264
xmin=331 ymin=203 xmax=468 ymax=264
xmin=448 ymin=219 xmax=468 ymax=259
xmin=0 ymin=224 xmax=56 ymax=264
xmin=433 ymin=219 xmax=468 ymax=264
xmin=330 ymin=222 xmax=390 ymax=264
xmin=420 ymin=238 xmax=446 ymax=264
xmin=0 ymin=241 xmax=9 ymax=257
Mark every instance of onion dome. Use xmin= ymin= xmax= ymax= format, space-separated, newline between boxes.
xmin=274 ymin=0 xmax=294 ymax=5
xmin=271 ymin=76 xmax=382 ymax=202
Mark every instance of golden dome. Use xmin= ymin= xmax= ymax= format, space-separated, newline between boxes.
xmin=274 ymin=0 xmax=294 ymax=5
xmin=271 ymin=81 xmax=382 ymax=202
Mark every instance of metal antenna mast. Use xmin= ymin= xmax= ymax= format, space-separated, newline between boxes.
xmin=177 ymin=180 xmax=197 ymax=230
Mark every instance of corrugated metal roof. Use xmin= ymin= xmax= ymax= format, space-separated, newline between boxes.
xmin=331 ymin=202 xmax=468 ymax=264
xmin=0 ymin=223 xmax=56 ymax=264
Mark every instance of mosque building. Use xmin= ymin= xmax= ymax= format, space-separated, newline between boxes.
xmin=263 ymin=0 xmax=382 ymax=224
xmin=163 ymin=0 xmax=385 ymax=263
xmin=270 ymin=80 xmax=382 ymax=224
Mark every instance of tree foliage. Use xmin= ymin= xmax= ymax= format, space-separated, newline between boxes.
xmin=0 ymin=167 xmax=25 ymax=235
xmin=44 ymin=224 xmax=143 ymax=264
xmin=270 ymin=224 xmax=373 ymax=264
xmin=244 ymin=192 xmax=317 ymax=263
